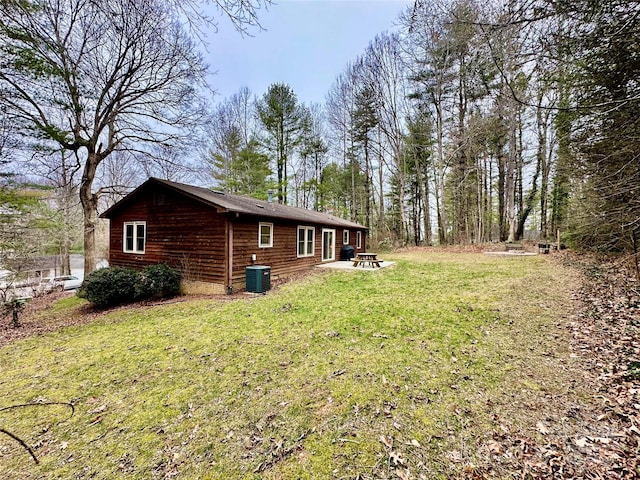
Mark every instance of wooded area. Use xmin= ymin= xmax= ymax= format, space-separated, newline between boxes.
xmin=1 ymin=0 xmax=639 ymax=270
xmin=206 ymin=0 xmax=640 ymax=255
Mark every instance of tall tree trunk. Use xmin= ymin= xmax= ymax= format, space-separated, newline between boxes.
xmin=376 ymin=127 xmax=385 ymax=237
xmin=434 ymin=102 xmax=447 ymax=245
xmin=364 ymin=136 xmax=372 ymax=230
xmin=538 ymin=99 xmax=554 ymax=240
xmin=476 ymin=155 xmax=484 ymax=243
xmin=80 ymin=154 xmax=99 ymax=277
xmin=506 ymin=95 xmax=518 ymax=243
xmin=485 ymin=156 xmax=493 ymax=241
xmin=277 ymin=124 xmax=284 ymax=204
xmin=350 ymin=144 xmax=357 ymax=222
xmin=541 ymin=136 xmax=554 ymax=239
xmin=416 ymin=160 xmax=431 ymax=245
xmin=551 ymin=85 xmax=572 ymax=236
xmin=394 ymin=150 xmax=410 ymax=246
xmin=497 ymin=146 xmax=506 ymax=241
xmin=454 ymin=65 xmax=469 ymax=244
xmin=423 ymin=177 xmax=431 ymax=245
xmin=313 ymin=151 xmax=320 ymax=211
xmin=505 ymin=164 xmax=516 ymax=242
xmin=516 ymin=151 xmax=541 ymax=239
xmin=516 ymin=113 xmax=524 ymax=237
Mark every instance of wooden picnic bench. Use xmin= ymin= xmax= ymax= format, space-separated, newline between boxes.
xmin=538 ymin=242 xmax=553 ymax=254
xmin=352 ymin=253 xmax=381 ymax=268
xmin=537 ymin=242 xmax=566 ymax=253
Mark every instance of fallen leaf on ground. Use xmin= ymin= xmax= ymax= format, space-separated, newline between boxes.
xmin=574 ymin=437 xmax=589 ymax=448
xmin=390 ymin=450 xmax=405 ymax=465
xmin=486 ymin=441 xmax=503 ymax=455
xmin=88 ymin=404 xmax=107 ymax=414
xmin=536 ymin=421 xmax=550 ymax=435
xmin=379 ymin=435 xmax=393 ymax=449
xmin=446 ymin=450 xmax=463 ymax=463
xmin=396 ymin=467 xmax=410 ymax=479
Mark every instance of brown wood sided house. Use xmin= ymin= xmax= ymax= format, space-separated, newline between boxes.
xmin=101 ymin=178 xmax=368 ymax=293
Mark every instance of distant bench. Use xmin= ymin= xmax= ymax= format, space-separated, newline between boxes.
xmin=538 ymin=242 xmax=566 ymax=253
xmin=505 ymin=243 xmax=524 ymax=251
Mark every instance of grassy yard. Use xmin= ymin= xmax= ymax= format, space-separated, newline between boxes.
xmin=0 ymin=251 xmax=587 ymax=479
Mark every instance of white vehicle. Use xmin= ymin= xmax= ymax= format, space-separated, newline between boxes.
xmin=0 ymin=269 xmax=14 ymax=289
xmin=49 ymin=275 xmax=83 ymax=291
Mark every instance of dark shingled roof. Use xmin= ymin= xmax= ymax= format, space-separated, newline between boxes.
xmin=102 ymin=177 xmax=367 ymax=230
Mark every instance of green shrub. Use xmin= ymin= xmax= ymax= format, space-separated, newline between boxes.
xmin=80 ymin=264 xmax=181 ymax=308
xmin=79 ymin=267 xmax=140 ymax=308
xmin=137 ymin=264 xmax=181 ymax=299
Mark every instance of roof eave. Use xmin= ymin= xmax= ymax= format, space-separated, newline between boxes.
xmin=101 ymin=177 xmax=368 ymax=230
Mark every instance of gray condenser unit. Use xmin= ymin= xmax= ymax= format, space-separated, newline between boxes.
xmin=246 ymin=265 xmax=271 ymax=293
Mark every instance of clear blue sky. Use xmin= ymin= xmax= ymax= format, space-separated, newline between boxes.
xmin=205 ymin=0 xmax=412 ymax=106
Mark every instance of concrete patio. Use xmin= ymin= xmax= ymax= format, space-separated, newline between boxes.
xmin=316 ymin=260 xmax=395 ymax=271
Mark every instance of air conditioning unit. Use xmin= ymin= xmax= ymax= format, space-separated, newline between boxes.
xmin=245 ymin=266 xmax=271 ymax=293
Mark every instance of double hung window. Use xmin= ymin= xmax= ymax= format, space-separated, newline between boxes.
xmin=297 ymin=226 xmax=315 ymax=257
xmin=123 ymin=222 xmax=146 ymax=254
xmin=259 ymin=222 xmax=273 ymax=248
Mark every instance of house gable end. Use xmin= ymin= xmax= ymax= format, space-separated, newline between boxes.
xmin=100 ymin=178 xmax=228 ymax=219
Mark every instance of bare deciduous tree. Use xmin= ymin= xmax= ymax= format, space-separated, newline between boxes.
xmin=0 ymin=0 xmax=270 ymax=275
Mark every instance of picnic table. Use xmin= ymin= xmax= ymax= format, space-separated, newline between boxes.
xmin=352 ymin=253 xmax=381 ymax=268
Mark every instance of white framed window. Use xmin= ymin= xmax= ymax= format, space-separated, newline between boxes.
xmin=343 ymin=230 xmax=349 ymax=245
xmin=123 ymin=222 xmax=146 ymax=254
xmin=258 ymin=222 xmax=273 ymax=248
xmin=356 ymin=231 xmax=362 ymax=249
xmin=322 ymin=228 xmax=335 ymax=261
xmin=297 ymin=226 xmax=315 ymax=257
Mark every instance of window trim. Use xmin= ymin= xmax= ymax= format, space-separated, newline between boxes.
xmin=356 ymin=231 xmax=362 ymax=249
xmin=343 ymin=230 xmax=349 ymax=245
xmin=123 ymin=221 xmax=146 ymax=254
xmin=297 ymin=226 xmax=315 ymax=257
xmin=258 ymin=222 xmax=273 ymax=248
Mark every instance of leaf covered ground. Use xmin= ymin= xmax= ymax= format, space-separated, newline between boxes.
xmin=0 ymin=249 xmax=638 ymax=479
